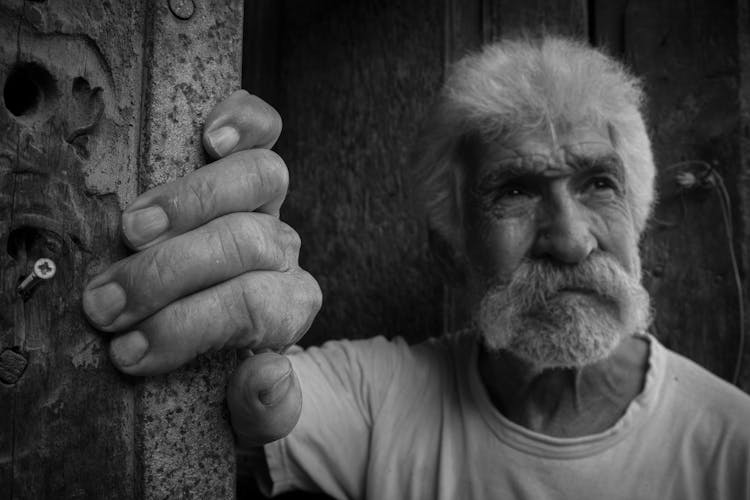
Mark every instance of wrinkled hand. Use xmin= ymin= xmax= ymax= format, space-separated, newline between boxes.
xmin=83 ymin=90 xmax=318 ymax=444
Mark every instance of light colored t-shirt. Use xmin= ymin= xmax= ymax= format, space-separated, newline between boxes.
xmin=264 ymin=333 xmax=750 ymax=499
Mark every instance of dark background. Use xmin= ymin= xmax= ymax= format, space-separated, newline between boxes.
xmin=1 ymin=0 xmax=747 ymax=498
xmin=239 ymin=0 xmax=750 ymax=497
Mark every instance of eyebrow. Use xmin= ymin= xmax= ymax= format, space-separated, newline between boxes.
xmin=476 ymin=150 xmax=626 ymax=187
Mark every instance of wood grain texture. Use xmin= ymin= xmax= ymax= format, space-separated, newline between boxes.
xmin=731 ymin=0 xmax=749 ymax=391
xmin=238 ymin=0 xmax=750 ymax=497
xmin=1 ymin=0 xmax=244 ymax=498
xmin=590 ymin=0 xmax=628 ymax=56
xmin=275 ymin=0 xmax=446 ymax=346
xmin=624 ymin=0 xmax=745 ymax=383
xmin=444 ymin=0 xmax=483 ymax=66
xmin=482 ymin=0 xmax=588 ymax=40
xmin=0 ymin=0 xmax=144 ymax=497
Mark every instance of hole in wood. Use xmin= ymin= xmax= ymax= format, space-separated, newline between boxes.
xmin=6 ymin=225 xmax=64 ymax=262
xmin=3 ymin=62 xmax=55 ymax=117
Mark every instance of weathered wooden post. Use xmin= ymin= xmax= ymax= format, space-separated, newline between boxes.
xmin=0 ymin=0 xmax=242 ymax=497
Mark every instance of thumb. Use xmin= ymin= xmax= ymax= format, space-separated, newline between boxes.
xmin=228 ymin=352 xmax=302 ymax=448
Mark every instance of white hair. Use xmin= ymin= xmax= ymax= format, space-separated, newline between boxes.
xmin=413 ymin=37 xmax=655 ymax=253
xmin=478 ymin=252 xmax=652 ymax=368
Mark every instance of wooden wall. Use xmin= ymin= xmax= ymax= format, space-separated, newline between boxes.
xmin=251 ymin=0 xmax=447 ymax=348
xmin=0 ymin=1 xmax=241 ymax=498
xmin=623 ymin=0 xmax=745 ymax=384
xmin=243 ymin=0 xmax=750 ymax=497
xmin=244 ymin=0 xmax=749 ymax=389
xmin=245 ymin=0 xmax=748 ymax=384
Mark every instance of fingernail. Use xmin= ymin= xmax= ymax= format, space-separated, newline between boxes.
xmin=83 ymin=282 xmax=126 ymax=327
xmin=207 ymin=126 xmax=239 ymax=156
xmin=122 ymin=206 xmax=169 ymax=248
xmin=110 ymin=331 xmax=148 ymax=367
xmin=258 ymin=368 xmax=293 ymax=406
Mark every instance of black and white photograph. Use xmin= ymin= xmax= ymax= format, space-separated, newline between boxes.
xmin=1 ymin=1 xmax=749 ymax=498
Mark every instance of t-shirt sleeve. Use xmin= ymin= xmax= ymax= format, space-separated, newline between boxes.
xmin=262 ymin=336 xmax=408 ymax=499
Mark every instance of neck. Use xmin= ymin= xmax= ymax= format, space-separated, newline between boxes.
xmin=477 ymin=335 xmax=649 ymax=437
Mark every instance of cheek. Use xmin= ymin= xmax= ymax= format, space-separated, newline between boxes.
xmin=463 ymin=212 xmax=535 ymax=279
xmin=594 ymin=207 xmax=640 ymax=274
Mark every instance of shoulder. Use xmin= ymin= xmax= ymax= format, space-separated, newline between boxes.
xmin=291 ymin=330 xmax=476 ymax=372
xmin=649 ymin=339 xmax=750 ymax=492
xmin=290 ymin=335 xmax=413 ymax=373
xmin=659 ymin=341 xmax=750 ymax=414
xmin=653 ymin=339 xmax=750 ymax=442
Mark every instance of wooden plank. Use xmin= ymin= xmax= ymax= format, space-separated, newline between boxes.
xmin=136 ymin=0 xmax=243 ymax=498
xmin=736 ymin=0 xmax=750 ymax=392
xmin=0 ymin=0 xmax=144 ymax=497
xmin=1 ymin=0 xmax=244 ymax=497
xmin=482 ymin=0 xmax=588 ymax=41
xmin=276 ymin=0 xmax=446 ymax=346
xmin=589 ymin=0 xmax=628 ymax=55
xmin=444 ymin=0 xmax=483 ymax=65
xmin=625 ymin=0 xmax=744 ymax=383
xmin=242 ymin=0 xmax=281 ymax=106
xmin=441 ymin=0 xmax=482 ymax=334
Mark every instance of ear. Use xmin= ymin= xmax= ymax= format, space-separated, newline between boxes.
xmin=428 ymin=228 xmax=467 ymax=286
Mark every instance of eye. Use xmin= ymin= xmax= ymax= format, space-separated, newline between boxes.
xmin=499 ymin=186 xmax=527 ymax=198
xmin=495 ymin=182 xmax=534 ymax=201
xmin=590 ymin=177 xmax=616 ymax=190
xmin=584 ymin=175 xmax=619 ymax=195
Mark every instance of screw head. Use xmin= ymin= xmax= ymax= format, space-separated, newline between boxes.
xmin=168 ymin=0 xmax=195 ymax=20
xmin=34 ymin=258 xmax=56 ymax=279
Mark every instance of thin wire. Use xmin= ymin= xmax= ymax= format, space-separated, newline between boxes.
xmin=660 ymin=160 xmax=745 ymax=386
xmin=712 ymin=171 xmax=745 ymax=385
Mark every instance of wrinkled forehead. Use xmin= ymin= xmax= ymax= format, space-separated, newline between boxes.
xmin=463 ymin=120 xmax=622 ymax=178
xmin=475 ymin=124 xmax=617 ymax=165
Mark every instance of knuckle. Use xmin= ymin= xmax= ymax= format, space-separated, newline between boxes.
xmin=214 ymin=213 xmax=267 ymax=269
xmin=144 ymin=247 xmax=171 ymax=288
xmin=211 ymin=283 xmax=251 ymax=350
xmin=233 ymin=148 xmax=289 ymax=200
xmin=183 ymin=174 xmax=218 ymax=218
xmin=277 ymin=219 xmax=301 ymax=254
xmin=164 ymin=303 xmax=190 ymax=341
xmin=264 ymin=217 xmax=299 ymax=268
xmin=253 ymin=149 xmax=289 ymax=196
xmin=236 ymin=277 xmax=266 ymax=347
xmin=128 ymin=246 xmax=172 ymax=304
xmin=232 ymin=148 xmax=261 ymax=167
xmin=285 ymin=269 xmax=322 ymax=343
xmin=300 ymin=269 xmax=323 ymax=315
xmin=245 ymin=94 xmax=282 ymax=142
xmin=212 ymin=216 xmax=249 ymax=269
xmin=232 ymin=88 xmax=251 ymax=102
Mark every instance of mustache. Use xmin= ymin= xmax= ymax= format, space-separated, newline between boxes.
xmin=476 ymin=252 xmax=652 ymax=366
xmin=490 ymin=253 xmax=639 ymax=311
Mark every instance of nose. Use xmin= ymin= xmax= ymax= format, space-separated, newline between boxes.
xmin=532 ymin=191 xmax=596 ymax=264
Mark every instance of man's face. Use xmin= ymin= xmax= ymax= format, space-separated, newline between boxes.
xmin=461 ymin=122 xmax=651 ymax=368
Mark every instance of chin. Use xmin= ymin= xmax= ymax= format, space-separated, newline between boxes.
xmin=481 ymin=295 xmax=630 ymax=368
xmin=475 ymin=256 xmax=652 ymax=369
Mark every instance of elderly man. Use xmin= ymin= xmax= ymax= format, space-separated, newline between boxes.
xmin=83 ymin=37 xmax=750 ymax=498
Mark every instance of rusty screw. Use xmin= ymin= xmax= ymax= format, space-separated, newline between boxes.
xmin=17 ymin=257 xmax=56 ymax=299
xmin=168 ymin=0 xmax=195 ymax=20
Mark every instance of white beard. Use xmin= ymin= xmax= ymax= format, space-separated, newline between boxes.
xmin=476 ymin=253 xmax=651 ymax=369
